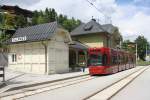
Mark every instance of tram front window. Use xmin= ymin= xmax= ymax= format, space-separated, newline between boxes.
xmin=89 ymin=53 xmax=102 ymax=66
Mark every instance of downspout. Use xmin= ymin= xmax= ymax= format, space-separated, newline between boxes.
xmin=42 ymin=41 xmax=48 ymax=75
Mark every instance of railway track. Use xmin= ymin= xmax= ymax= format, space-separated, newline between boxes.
xmin=0 ymin=74 xmax=95 ymax=100
xmin=85 ymin=66 xmax=149 ymax=100
xmin=0 ymin=66 xmax=148 ymax=100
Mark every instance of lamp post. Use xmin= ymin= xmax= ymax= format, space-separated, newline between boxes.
xmin=145 ymin=44 xmax=149 ymax=61
xmin=135 ymin=43 xmax=137 ymax=65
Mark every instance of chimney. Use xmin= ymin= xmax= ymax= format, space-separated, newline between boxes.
xmin=91 ymin=16 xmax=96 ymax=22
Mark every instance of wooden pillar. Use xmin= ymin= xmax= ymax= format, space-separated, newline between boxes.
xmin=75 ymin=50 xmax=78 ymax=67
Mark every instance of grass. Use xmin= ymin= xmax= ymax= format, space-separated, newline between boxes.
xmin=137 ymin=60 xmax=150 ymax=66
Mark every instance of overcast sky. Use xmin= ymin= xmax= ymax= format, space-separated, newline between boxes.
xmin=0 ymin=0 xmax=150 ymax=41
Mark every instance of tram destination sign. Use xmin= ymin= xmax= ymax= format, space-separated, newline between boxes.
xmin=12 ymin=36 xmax=27 ymax=42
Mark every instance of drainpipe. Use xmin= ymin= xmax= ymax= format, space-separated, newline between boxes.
xmin=42 ymin=41 xmax=48 ymax=75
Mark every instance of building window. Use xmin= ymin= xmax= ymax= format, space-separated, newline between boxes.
xmin=12 ymin=54 xmax=17 ymax=62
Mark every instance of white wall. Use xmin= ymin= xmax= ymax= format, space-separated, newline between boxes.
xmin=8 ymin=42 xmax=46 ymax=74
xmin=47 ymin=30 xmax=69 ymax=74
xmin=8 ymin=29 xmax=70 ymax=75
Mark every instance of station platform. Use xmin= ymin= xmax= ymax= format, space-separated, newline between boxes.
xmin=0 ymin=68 xmax=89 ymax=93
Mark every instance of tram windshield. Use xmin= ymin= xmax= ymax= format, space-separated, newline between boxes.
xmin=89 ymin=53 xmax=102 ymax=66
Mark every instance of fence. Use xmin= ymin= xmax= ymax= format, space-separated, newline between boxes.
xmin=0 ymin=67 xmax=5 ymax=81
xmin=0 ymin=48 xmax=8 ymax=82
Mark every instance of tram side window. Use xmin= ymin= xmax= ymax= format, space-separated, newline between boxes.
xmin=111 ymin=56 xmax=117 ymax=65
xmin=126 ymin=56 xmax=128 ymax=63
xmin=127 ymin=56 xmax=129 ymax=63
xmin=102 ymin=54 xmax=107 ymax=66
xmin=131 ymin=57 xmax=134 ymax=63
xmin=112 ymin=56 xmax=114 ymax=65
xmin=114 ymin=56 xmax=118 ymax=65
xmin=111 ymin=55 xmax=114 ymax=65
xmin=123 ymin=56 xmax=125 ymax=64
xmin=120 ymin=56 xmax=123 ymax=64
xmin=118 ymin=56 xmax=121 ymax=64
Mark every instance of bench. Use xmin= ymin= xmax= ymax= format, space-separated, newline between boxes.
xmin=0 ymin=67 xmax=5 ymax=81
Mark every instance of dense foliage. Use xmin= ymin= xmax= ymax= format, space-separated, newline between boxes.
xmin=0 ymin=8 xmax=81 ymax=32
xmin=32 ymin=8 xmax=81 ymax=32
xmin=0 ymin=8 xmax=81 ymax=48
xmin=122 ymin=36 xmax=149 ymax=61
xmin=135 ymin=36 xmax=149 ymax=61
xmin=122 ymin=40 xmax=134 ymax=52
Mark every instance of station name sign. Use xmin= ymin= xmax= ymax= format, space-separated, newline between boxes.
xmin=12 ymin=36 xmax=27 ymax=42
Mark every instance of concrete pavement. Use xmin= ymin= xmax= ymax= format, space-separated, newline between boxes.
xmin=17 ymin=66 xmax=146 ymax=100
xmin=111 ymin=65 xmax=150 ymax=100
xmin=87 ymin=66 xmax=149 ymax=100
xmin=0 ymin=68 xmax=89 ymax=93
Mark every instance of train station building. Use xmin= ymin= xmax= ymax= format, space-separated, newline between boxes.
xmin=71 ymin=19 xmax=122 ymax=48
xmin=6 ymin=19 xmax=122 ymax=75
xmin=7 ymin=22 xmax=72 ymax=74
xmin=69 ymin=19 xmax=122 ymax=69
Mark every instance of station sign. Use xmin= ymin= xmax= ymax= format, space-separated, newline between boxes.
xmin=12 ymin=36 xmax=27 ymax=42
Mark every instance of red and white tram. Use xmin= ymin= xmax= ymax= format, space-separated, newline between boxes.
xmin=88 ymin=47 xmax=136 ymax=75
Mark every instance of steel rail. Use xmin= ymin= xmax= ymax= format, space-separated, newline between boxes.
xmin=84 ymin=66 xmax=149 ymax=100
xmin=0 ymin=75 xmax=95 ymax=99
xmin=1 ymin=66 xmax=147 ymax=100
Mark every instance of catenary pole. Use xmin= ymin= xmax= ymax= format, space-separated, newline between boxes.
xmin=136 ymin=43 xmax=137 ymax=65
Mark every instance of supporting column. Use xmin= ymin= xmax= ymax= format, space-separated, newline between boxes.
xmin=84 ymin=51 xmax=88 ymax=68
xmin=75 ymin=50 xmax=78 ymax=67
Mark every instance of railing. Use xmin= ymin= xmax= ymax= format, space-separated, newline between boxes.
xmin=0 ymin=67 xmax=5 ymax=81
xmin=0 ymin=48 xmax=8 ymax=82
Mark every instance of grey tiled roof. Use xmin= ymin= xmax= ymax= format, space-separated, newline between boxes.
xmin=70 ymin=20 xmax=107 ymax=36
xmin=7 ymin=21 xmax=58 ymax=44
xmin=69 ymin=41 xmax=89 ymax=50
xmin=101 ymin=24 xmax=117 ymax=34
xmin=0 ymin=53 xmax=7 ymax=66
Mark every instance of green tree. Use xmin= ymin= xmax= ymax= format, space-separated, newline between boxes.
xmin=135 ymin=36 xmax=149 ymax=61
xmin=32 ymin=10 xmax=39 ymax=25
xmin=122 ymin=40 xmax=130 ymax=50
xmin=0 ymin=13 xmax=4 ymax=26
xmin=44 ymin=8 xmax=50 ymax=22
xmin=31 ymin=8 xmax=81 ymax=31
xmin=62 ymin=19 xmax=74 ymax=32
xmin=15 ymin=15 xmax=27 ymax=28
xmin=37 ymin=16 xmax=45 ymax=24
xmin=62 ymin=17 xmax=81 ymax=32
xmin=122 ymin=40 xmax=136 ymax=53
xmin=49 ymin=8 xmax=57 ymax=22
xmin=0 ymin=30 xmax=12 ymax=48
xmin=58 ymin=14 xmax=65 ymax=24
xmin=4 ymin=14 xmax=15 ymax=29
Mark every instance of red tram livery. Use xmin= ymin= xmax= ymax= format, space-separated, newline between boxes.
xmin=88 ymin=47 xmax=136 ymax=75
